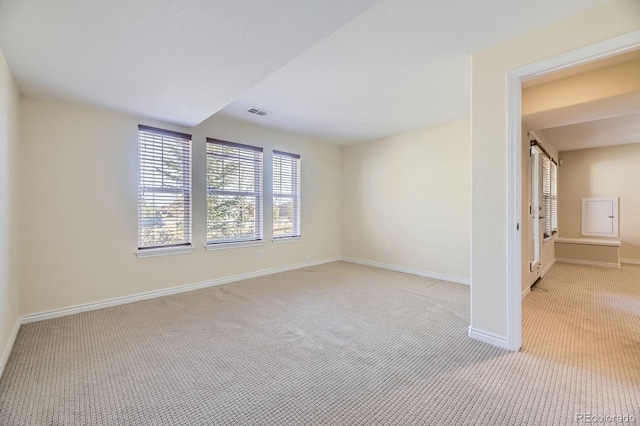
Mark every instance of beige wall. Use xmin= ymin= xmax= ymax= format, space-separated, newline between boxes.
xmin=19 ymin=98 xmax=341 ymax=316
xmin=520 ymin=130 xmax=558 ymax=294
xmin=341 ymin=118 xmax=470 ymax=282
xmin=559 ymin=143 xmax=640 ymax=261
xmin=0 ymin=49 xmax=21 ymax=371
xmin=471 ymin=0 xmax=640 ymax=338
xmin=523 ymin=58 xmax=640 ymax=115
xmin=555 ymin=243 xmax=619 ymax=264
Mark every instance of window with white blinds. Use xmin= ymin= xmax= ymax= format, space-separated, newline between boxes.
xmin=207 ymin=139 xmax=263 ymax=244
xmin=272 ymin=151 xmax=301 ymax=239
xmin=542 ymin=156 xmax=558 ymax=238
xmin=551 ymin=161 xmax=558 ymax=233
xmin=138 ymin=125 xmax=192 ymax=250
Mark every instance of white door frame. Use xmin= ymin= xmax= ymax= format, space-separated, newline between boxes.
xmin=505 ymin=30 xmax=640 ymax=351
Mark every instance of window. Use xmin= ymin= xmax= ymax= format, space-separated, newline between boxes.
xmin=551 ymin=161 xmax=558 ymax=233
xmin=530 ymin=146 xmax=541 ymax=266
xmin=137 ymin=125 xmax=192 ymax=251
xmin=272 ymin=151 xmax=301 ymax=239
xmin=207 ymin=139 xmax=263 ymax=244
xmin=541 ymin=156 xmax=558 ymax=238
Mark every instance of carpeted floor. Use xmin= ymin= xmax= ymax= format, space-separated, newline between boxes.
xmin=0 ymin=261 xmax=638 ymax=425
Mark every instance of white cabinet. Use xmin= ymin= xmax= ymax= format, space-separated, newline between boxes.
xmin=582 ymin=197 xmax=619 ymax=238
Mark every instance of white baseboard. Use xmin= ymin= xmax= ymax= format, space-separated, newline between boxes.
xmin=0 ymin=320 xmax=20 ymax=379
xmin=521 ymin=259 xmax=555 ymax=300
xmin=341 ymin=257 xmax=470 ymax=285
xmin=620 ymin=258 xmax=640 ymax=266
xmin=21 ymin=257 xmax=342 ymax=324
xmin=468 ymin=326 xmax=509 ymax=350
xmin=556 ymin=258 xmax=620 ymax=269
xmin=541 ymin=258 xmax=556 ymax=277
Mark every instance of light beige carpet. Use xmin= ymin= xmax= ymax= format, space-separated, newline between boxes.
xmin=0 ymin=261 xmax=638 ymax=425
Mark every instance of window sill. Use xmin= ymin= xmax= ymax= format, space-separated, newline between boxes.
xmin=272 ymin=236 xmax=303 ymax=245
xmin=556 ymin=237 xmax=621 ymax=247
xmin=206 ymin=240 xmax=264 ymax=251
xmin=136 ymin=245 xmax=193 ymax=259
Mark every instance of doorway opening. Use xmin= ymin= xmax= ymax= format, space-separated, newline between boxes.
xmin=505 ymin=30 xmax=640 ymax=351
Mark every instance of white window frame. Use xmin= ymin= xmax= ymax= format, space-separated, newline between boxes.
xmin=206 ymin=138 xmax=264 ymax=247
xmin=550 ymin=161 xmax=558 ymax=234
xmin=530 ymin=146 xmax=541 ymax=267
xmin=542 ymin=155 xmax=552 ymax=239
xmin=272 ymin=150 xmax=301 ymax=241
xmin=137 ymin=125 xmax=192 ymax=257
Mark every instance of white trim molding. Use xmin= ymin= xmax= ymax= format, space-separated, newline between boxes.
xmin=541 ymin=258 xmax=556 ymax=277
xmin=136 ymin=245 xmax=194 ymax=258
xmin=22 ymin=256 xmax=341 ymax=324
xmin=620 ymin=258 xmax=640 ymax=266
xmin=505 ymin=69 xmax=523 ymax=352
xmin=341 ymin=257 xmax=470 ymax=285
xmin=272 ymin=237 xmax=303 ymax=245
xmin=556 ymin=258 xmax=620 ymax=269
xmin=0 ymin=320 xmax=20 ymax=380
xmin=556 ymin=237 xmax=621 ymax=247
xmin=468 ymin=327 xmax=509 ymax=350
xmin=206 ymin=240 xmax=264 ymax=251
xmin=523 ymin=258 xmax=557 ymax=300
xmin=521 ymin=286 xmax=531 ymax=300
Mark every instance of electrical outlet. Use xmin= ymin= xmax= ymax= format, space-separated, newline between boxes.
xmin=258 ymin=250 xmax=263 ymax=258
xmin=11 ymin=296 xmax=15 ymax=310
xmin=384 ymin=246 xmax=390 ymax=255
xmin=305 ymin=255 xmax=311 ymax=263
xmin=409 ymin=249 xmax=415 ymax=257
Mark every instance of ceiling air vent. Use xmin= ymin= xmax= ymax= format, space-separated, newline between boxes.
xmin=247 ymin=107 xmax=269 ymax=116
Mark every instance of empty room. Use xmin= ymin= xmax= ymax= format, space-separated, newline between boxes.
xmin=519 ymin=50 xmax=640 ymax=417
xmin=1 ymin=0 xmax=639 ymax=424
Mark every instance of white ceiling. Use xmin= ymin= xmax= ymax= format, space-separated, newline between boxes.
xmin=0 ymin=0 xmax=383 ymax=126
xmin=538 ymin=112 xmax=640 ymax=151
xmin=218 ymin=0 xmax=612 ymax=144
xmin=0 ymin=0 xmax=611 ymax=143
xmin=523 ymin=92 xmax=640 ymax=131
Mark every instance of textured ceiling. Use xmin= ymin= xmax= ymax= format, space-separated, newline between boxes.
xmin=0 ymin=0 xmax=612 ymax=142
xmin=0 ymin=0 xmax=383 ymax=126
xmin=215 ymin=0 xmax=612 ymax=144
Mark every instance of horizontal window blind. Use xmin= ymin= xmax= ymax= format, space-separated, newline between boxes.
xmin=542 ymin=155 xmax=552 ymax=238
xmin=273 ymin=151 xmax=301 ymax=239
xmin=551 ymin=161 xmax=558 ymax=233
xmin=138 ymin=125 xmax=192 ymax=250
xmin=207 ymin=138 xmax=263 ymax=244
